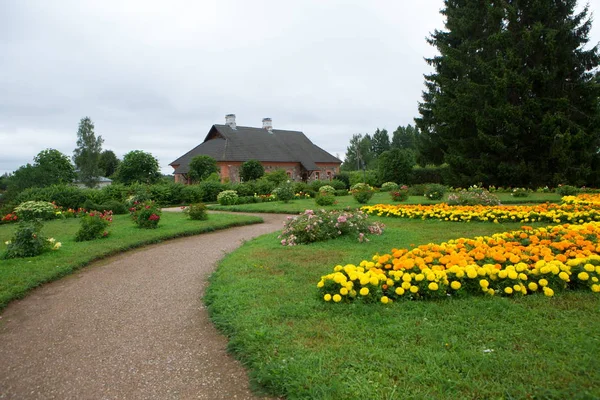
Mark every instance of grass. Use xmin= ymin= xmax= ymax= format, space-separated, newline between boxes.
xmin=207 ymin=192 xmax=562 ymax=213
xmin=205 ymin=217 xmax=600 ymax=399
xmin=0 ymin=212 xmax=262 ymax=310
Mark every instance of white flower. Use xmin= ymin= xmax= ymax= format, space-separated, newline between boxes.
xmin=53 ymin=242 xmax=62 ymax=250
xmin=4 ymin=240 xmax=11 ymax=245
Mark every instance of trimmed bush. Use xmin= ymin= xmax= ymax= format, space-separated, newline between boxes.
xmin=130 ymin=201 xmax=161 ymax=229
xmin=350 ymin=183 xmax=374 ymax=204
xmin=556 ymin=185 xmax=579 ymax=196
xmin=424 ymin=184 xmax=447 ymax=200
xmin=381 ymin=182 xmax=399 ymax=192
xmin=390 ymin=186 xmax=409 ymax=202
xmin=315 ymin=193 xmax=336 ymax=206
xmin=217 ymin=190 xmax=239 ymax=205
xmin=184 ymin=203 xmax=208 ymax=220
xmin=75 ymin=210 xmax=112 ymax=241
xmin=14 ymin=201 xmax=58 ymax=221
xmin=318 ymin=185 xmax=336 ymax=195
xmin=2 ymin=220 xmax=60 ymax=259
xmin=329 ymin=179 xmax=348 ymax=190
xmin=273 ymin=181 xmax=295 ymax=203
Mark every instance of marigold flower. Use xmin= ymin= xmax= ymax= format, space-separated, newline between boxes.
xmin=428 ymin=282 xmax=439 ymax=291
xmin=359 ymin=288 xmax=369 ymax=296
xmin=578 ymin=272 xmax=590 ymax=281
xmin=380 ymin=296 xmax=389 ymax=304
xmin=450 ymin=281 xmax=461 ymax=290
xmin=333 ymin=294 xmax=342 ymax=303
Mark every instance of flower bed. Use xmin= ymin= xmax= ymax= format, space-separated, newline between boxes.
xmin=317 ymin=222 xmax=600 ymax=303
xmin=361 ymin=195 xmax=600 ymax=223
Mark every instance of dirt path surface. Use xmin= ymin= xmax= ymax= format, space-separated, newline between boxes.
xmin=0 ymin=212 xmax=290 ymax=400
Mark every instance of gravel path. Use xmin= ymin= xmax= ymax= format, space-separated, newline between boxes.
xmin=0 ymin=213 xmax=289 ymax=400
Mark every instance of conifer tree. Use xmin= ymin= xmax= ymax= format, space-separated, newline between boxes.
xmin=416 ymin=0 xmax=600 ymax=187
xmin=371 ymin=128 xmax=391 ymax=157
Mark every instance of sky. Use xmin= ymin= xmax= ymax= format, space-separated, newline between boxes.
xmin=1 ymin=0 xmax=599 ymax=176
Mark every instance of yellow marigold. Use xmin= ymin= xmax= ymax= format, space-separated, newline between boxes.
xmin=498 ymin=270 xmax=508 ymax=279
xmin=401 ymin=281 xmax=411 ymax=290
xmin=370 ymin=277 xmax=379 ymax=285
xmin=528 ymin=282 xmax=538 ymax=291
xmin=317 ymin=281 xmax=324 ymax=288
xmin=558 ymin=272 xmax=570 ymax=281
xmin=466 ymin=269 xmax=478 ymax=279
xmin=340 ymin=288 xmax=349 ymax=296
xmin=504 ymin=287 xmax=513 ymax=294
xmin=415 ymin=274 xmax=425 ymax=282
xmin=359 ymin=287 xmax=369 ymax=296
xmin=426 ymin=273 xmax=436 ymax=281
xmin=428 ymin=282 xmax=439 ymax=291
xmin=324 ymin=294 xmax=332 ymax=301
xmin=402 ymin=274 xmax=412 ymax=282
xmin=584 ymin=264 xmax=595 ymax=272
xmin=333 ymin=294 xmax=342 ymax=302
xmin=334 ymin=265 xmax=343 ymax=272
xmin=409 ymin=285 xmax=419 ymax=293
xmin=592 ymin=284 xmax=600 ymax=293
xmin=395 ymin=287 xmax=405 ymax=295
xmin=450 ymin=281 xmax=461 ymax=290
xmin=543 ymin=287 xmax=554 ymax=297
xmin=518 ymin=273 xmax=528 ymax=281
xmin=508 ymin=271 xmax=518 ymax=280
xmin=479 ymin=279 xmax=489 ymax=288
xmin=539 ymin=278 xmax=549 ymax=287
xmin=380 ymin=296 xmax=389 ymax=304
xmin=578 ymin=272 xmax=590 ymax=281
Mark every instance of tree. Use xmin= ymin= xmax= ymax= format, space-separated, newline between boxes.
xmin=73 ymin=117 xmax=104 ymax=188
xmin=377 ymin=148 xmax=415 ymax=184
xmin=99 ymin=150 xmax=120 ymax=177
xmin=391 ymin=125 xmax=418 ymax=152
xmin=188 ymin=155 xmax=219 ymax=182
xmin=115 ymin=150 xmax=161 ymax=185
xmin=371 ymin=128 xmax=390 ymax=157
xmin=416 ymin=0 xmax=600 ymax=187
xmin=34 ymin=149 xmax=76 ymax=184
xmin=342 ymin=133 xmax=374 ymax=171
xmin=240 ymin=159 xmax=265 ymax=181
xmin=0 ymin=173 xmax=8 ymax=191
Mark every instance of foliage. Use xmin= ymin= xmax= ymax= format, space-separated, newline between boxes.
xmin=272 ymin=181 xmax=295 ymax=203
xmin=115 ymin=150 xmax=161 ymax=185
xmin=390 ymin=186 xmax=409 ymax=202
xmin=315 ymin=193 xmax=336 ymax=206
xmin=447 ymin=188 xmax=501 ymax=206
xmin=129 ymin=201 xmax=161 ymax=229
xmin=328 ymin=179 xmax=347 ymax=190
xmin=350 ymin=183 xmax=374 ymax=204
xmin=2 ymin=220 xmax=60 ymax=259
xmin=511 ymin=188 xmax=530 ymax=198
xmin=342 ymin=133 xmax=374 ymax=171
xmin=318 ymin=223 xmax=600 ymax=304
xmin=14 ymin=201 xmax=58 ymax=221
xmin=5 ymin=149 xmax=76 ymax=195
xmin=317 ymin=185 xmax=335 ymax=195
xmin=98 ymin=150 xmax=120 ymax=177
xmin=348 ymin=170 xmax=380 ymax=187
xmin=14 ymin=184 xmax=88 ymax=210
xmin=183 ymin=203 xmax=208 ymax=220
xmin=371 ymin=128 xmax=390 ymax=157
xmin=380 ymin=182 xmax=399 ymax=192
xmin=556 ymin=184 xmax=580 ymax=197
xmin=73 ymin=117 xmax=104 ymax=188
xmin=424 ymin=184 xmax=446 ymax=200
xmin=377 ymin=148 xmax=415 ymax=184
xmin=188 ymin=155 xmax=219 ymax=183
xmin=279 ymin=209 xmax=384 ymax=246
xmin=217 ymin=190 xmax=239 ymax=205
xmin=240 ymin=159 xmax=265 ymax=182
xmin=82 ymin=199 xmax=128 ymax=215
xmin=332 ymin=172 xmax=350 ymax=188
xmin=75 ymin=210 xmax=112 ymax=241
xmin=263 ymin=169 xmax=288 ymax=186
xmin=416 ymin=0 xmax=600 ymax=187
xmin=410 ymin=164 xmax=451 ymax=185
xmin=198 ymin=181 xmax=227 ymax=202
xmin=391 ymin=124 xmax=419 ymax=153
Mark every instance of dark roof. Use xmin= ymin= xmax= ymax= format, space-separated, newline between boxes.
xmin=170 ymin=124 xmax=342 ymax=174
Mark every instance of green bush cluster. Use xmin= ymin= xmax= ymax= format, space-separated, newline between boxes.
xmin=350 ymin=183 xmax=374 ymax=204
xmin=217 ymin=190 xmax=239 ymax=205
xmin=2 ymin=220 xmax=59 ymax=259
xmin=14 ymin=201 xmax=58 ymax=221
xmin=75 ymin=211 xmax=112 ymax=241
xmin=184 ymin=203 xmax=208 ymax=220
xmin=130 ymin=201 xmax=161 ymax=229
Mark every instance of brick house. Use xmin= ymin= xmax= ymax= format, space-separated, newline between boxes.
xmin=170 ymin=114 xmax=342 ymax=183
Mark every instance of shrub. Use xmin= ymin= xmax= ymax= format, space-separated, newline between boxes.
xmin=183 ymin=203 xmax=208 ymax=220
xmin=511 ymin=188 xmax=530 ymax=198
xmin=75 ymin=210 xmax=113 ymax=241
xmin=390 ymin=185 xmax=409 ymax=202
xmin=447 ymin=189 xmax=501 ymax=206
xmin=13 ymin=185 xmax=89 ymax=209
xmin=333 ymin=172 xmax=350 ymax=188
xmin=181 ymin=185 xmax=204 ymax=204
xmin=272 ymin=181 xmax=295 ymax=203
xmin=381 ymin=182 xmax=399 ymax=192
xmin=556 ymin=185 xmax=579 ymax=197
xmin=424 ymin=184 xmax=447 ymax=200
xmin=292 ymin=182 xmax=309 ymax=195
xmin=315 ymin=193 xmax=336 ymax=206
xmin=83 ymin=199 xmax=128 ymax=214
xmin=318 ymin=185 xmax=336 ymax=195
xmin=408 ymin=184 xmax=428 ymax=196
xmin=130 ymin=201 xmax=161 ymax=229
xmin=263 ymin=169 xmax=288 ymax=186
xmin=349 ymin=170 xmax=380 ymax=187
xmin=350 ymin=183 xmax=374 ymax=204
xmin=198 ymin=181 xmax=226 ymax=202
xmin=279 ymin=209 xmax=385 ymax=246
xmin=217 ymin=190 xmax=239 ymax=205
xmin=334 ymin=189 xmax=350 ymax=197
xmin=329 ymin=179 xmax=348 ymax=190
xmin=409 ymin=165 xmax=451 ymax=185
xmin=14 ymin=201 xmax=58 ymax=221
xmin=2 ymin=220 xmax=61 ymax=259
xmin=253 ymin=178 xmax=276 ymax=196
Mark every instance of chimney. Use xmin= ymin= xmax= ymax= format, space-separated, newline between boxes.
xmin=225 ymin=114 xmax=236 ymax=129
xmin=262 ymin=117 xmax=273 ymax=132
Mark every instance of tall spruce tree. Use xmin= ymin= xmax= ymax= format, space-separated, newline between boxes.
xmin=371 ymin=128 xmax=391 ymax=156
xmin=416 ymin=0 xmax=600 ymax=187
xmin=73 ymin=117 xmax=104 ymax=187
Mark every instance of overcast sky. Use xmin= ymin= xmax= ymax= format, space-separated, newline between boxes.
xmin=1 ymin=0 xmax=599 ymax=176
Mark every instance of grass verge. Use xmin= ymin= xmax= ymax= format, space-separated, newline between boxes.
xmin=205 ymin=217 xmax=599 ymax=399
xmin=0 ymin=212 xmax=262 ymax=310
xmin=207 ymin=192 xmax=561 ymax=213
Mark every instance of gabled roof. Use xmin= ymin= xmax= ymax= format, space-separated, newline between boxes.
xmin=170 ymin=124 xmax=341 ymax=174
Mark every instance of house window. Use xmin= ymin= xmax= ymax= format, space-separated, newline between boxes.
xmin=314 ymin=172 xmax=320 ymax=180
xmin=327 ymin=171 xmax=332 ymax=180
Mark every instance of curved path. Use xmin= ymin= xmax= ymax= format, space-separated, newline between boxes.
xmin=0 ymin=213 xmax=289 ymax=399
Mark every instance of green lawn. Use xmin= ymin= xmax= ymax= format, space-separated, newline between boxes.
xmin=0 ymin=212 xmax=262 ymax=310
xmin=205 ymin=217 xmax=600 ymax=399
xmin=207 ymin=192 xmax=562 ymax=213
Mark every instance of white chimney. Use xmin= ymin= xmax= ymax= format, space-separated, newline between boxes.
xmin=262 ymin=117 xmax=273 ymax=132
xmin=225 ymin=114 xmax=236 ymax=129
